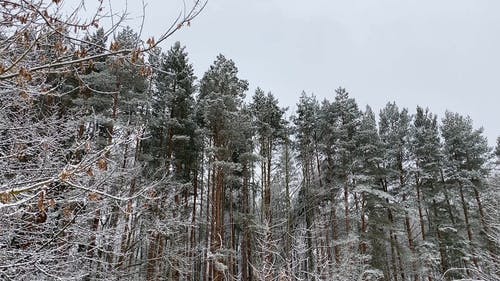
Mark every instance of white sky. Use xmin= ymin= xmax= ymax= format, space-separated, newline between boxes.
xmin=78 ymin=0 xmax=499 ymax=145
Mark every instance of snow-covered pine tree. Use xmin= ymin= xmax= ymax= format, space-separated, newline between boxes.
xmin=249 ymin=88 xmax=287 ymax=279
xmin=141 ymin=41 xmax=199 ymax=280
xmin=331 ymin=87 xmax=361 ymax=239
xmin=354 ymin=105 xmax=387 ymax=280
xmin=197 ymin=54 xmax=248 ymax=281
xmin=440 ymin=111 xmax=491 ymax=278
xmin=292 ymin=92 xmax=321 ymax=279
xmin=378 ymin=102 xmax=415 ymax=281
xmin=410 ymin=106 xmax=446 ymax=279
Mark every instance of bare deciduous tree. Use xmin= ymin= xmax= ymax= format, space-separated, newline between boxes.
xmin=1 ymin=1 xmax=205 ymax=280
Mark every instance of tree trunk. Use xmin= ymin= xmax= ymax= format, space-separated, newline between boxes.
xmin=189 ymin=170 xmax=198 ymax=280
xmin=204 ymin=154 xmax=212 ymax=281
xmin=211 ymin=158 xmax=225 ymax=281
xmin=241 ymin=162 xmax=252 ymax=281
xmin=472 ymin=185 xmax=487 ymax=231
xmin=146 ymin=232 xmax=158 ymax=280
xmin=229 ymin=182 xmax=236 ymax=279
xmin=403 ymin=193 xmax=418 ymax=281
xmin=360 ymin=193 xmax=368 ymax=254
xmin=433 ymin=201 xmax=448 ymax=275
xmin=344 ymin=177 xmax=350 ymax=235
xmin=459 ymin=182 xmax=477 ymax=268
xmin=416 ymin=179 xmax=426 ymax=241
xmin=331 ymin=203 xmax=340 ymax=264
xmin=284 ymin=138 xmax=292 ymax=274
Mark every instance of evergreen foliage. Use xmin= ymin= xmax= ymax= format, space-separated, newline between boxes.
xmin=1 ymin=25 xmax=498 ymax=280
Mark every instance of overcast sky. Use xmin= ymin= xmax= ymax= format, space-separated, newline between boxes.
xmin=84 ymin=0 xmax=499 ymax=145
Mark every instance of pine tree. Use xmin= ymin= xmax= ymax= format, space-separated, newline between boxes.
xmin=292 ymin=91 xmax=321 ymax=279
xmin=440 ymin=111 xmax=491 ymax=274
xmin=249 ymin=88 xmax=287 ymax=278
xmin=141 ymin=42 xmax=199 ymax=280
xmin=378 ymin=102 xmax=412 ymax=281
xmin=354 ymin=106 xmax=388 ymax=279
xmin=410 ymin=106 xmax=446 ymax=279
xmin=228 ymin=105 xmax=257 ymax=281
xmin=250 ymin=88 xmax=286 ymax=225
xmin=146 ymin=42 xmax=198 ymax=179
xmin=331 ymin=87 xmax=361 ymax=238
xmin=272 ymin=121 xmax=298 ymax=277
xmin=198 ymin=54 xmax=248 ymax=281
xmin=81 ymin=27 xmax=108 ymax=62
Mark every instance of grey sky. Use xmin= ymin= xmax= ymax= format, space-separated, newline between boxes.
xmin=92 ymin=0 xmax=500 ymax=145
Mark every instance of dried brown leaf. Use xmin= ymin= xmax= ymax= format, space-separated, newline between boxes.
xmin=97 ymin=158 xmax=107 ymax=171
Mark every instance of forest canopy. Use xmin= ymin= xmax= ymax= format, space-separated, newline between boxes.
xmin=1 ymin=1 xmax=499 ymax=281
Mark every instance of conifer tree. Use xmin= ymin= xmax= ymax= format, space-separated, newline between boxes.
xmin=146 ymin=42 xmax=198 ymax=178
xmin=250 ymin=88 xmax=286 ymax=225
xmin=410 ymin=106 xmax=446 ymax=279
xmin=440 ymin=111 xmax=491 ymax=274
xmin=355 ymin=105 xmax=383 ymax=218
xmin=198 ymin=54 xmax=248 ymax=281
xmin=331 ymin=87 xmax=361 ymax=238
xmin=249 ymin=88 xmax=287 ymax=278
xmin=355 ymin=106 xmax=387 ymax=278
xmin=378 ymin=102 xmax=412 ymax=281
xmin=292 ymin=92 xmax=321 ymax=279
xmin=141 ymin=42 xmax=199 ymax=280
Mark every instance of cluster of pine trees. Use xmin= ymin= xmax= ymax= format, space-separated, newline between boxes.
xmin=1 ymin=25 xmax=499 ymax=281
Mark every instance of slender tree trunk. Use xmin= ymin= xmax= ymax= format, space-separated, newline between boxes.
xmin=209 ymin=161 xmax=216 ymax=280
xmin=88 ymin=208 xmax=101 ymax=272
xmin=306 ymin=209 xmax=314 ymax=279
xmin=195 ymin=153 xmax=204 ymax=281
xmin=314 ymin=140 xmax=322 ymax=188
xmin=360 ymin=193 xmax=368 ymax=254
xmin=459 ymin=182 xmax=478 ymax=268
xmin=260 ymin=139 xmax=273 ymax=280
xmin=416 ymin=178 xmax=426 ymax=241
xmin=241 ymin=162 xmax=252 ymax=281
xmin=388 ymin=209 xmax=399 ymax=281
xmin=325 ymin=222 xmax=332 ymax=274
xmin=204 ymin=152 xmax=212 ymax=281
xmin=158 ymin=234 xmax=166 ymax=280
xmin=440 ymin=170 xmax=456 ymax=225
xmin=146 ymin=232 xmax=158 ymax=280
xmin=284 ymin=138 xmax=292 ymax=274
xmin=472 ymin=183 xmax=498 ymax=269
xmin=433 ymin=201 xmax=448 ymax=275
xmin=403 ymin=193 xmax=418 ymax=281
xmin=117 ymin=178 xmax=136 ymax=270
xmin=229 ymin=182 xmax=236 ymax=279
xmin=267 ymin=141 xmax=272 ymax=219
xmin=472 ymin=185 xmax=487 ymax=231
xmin=344 ymin=176 xmax=350 ymax=235
xmin=211 ymin=142 xmax=225 ymax=281
xmin=444 ymin=192 xmax=456 ymax=225
xmin=331 ymin=202 xmax=340 ymax=264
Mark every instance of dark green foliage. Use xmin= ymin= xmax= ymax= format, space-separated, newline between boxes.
xmin=250 ymin=88 xmax=287 ymax=145
xmin=144 ymin=42 xmax=198 ymax=181
xmin=441 ymin=111 xmax=490 ymax=177
xmin=198 ymin=54 xmax=248 ymax=134
xmin=379 ymin=102 xmax=411 ymax=189
xmin=293 ymin=92 xmax=320 ymax=163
